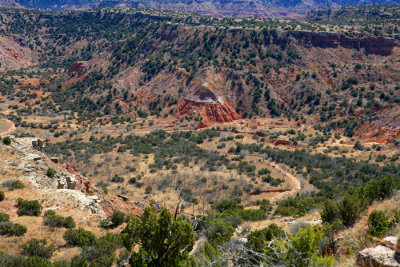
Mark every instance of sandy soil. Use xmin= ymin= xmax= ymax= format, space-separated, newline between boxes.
xmin=0 ymin=119 xmax=15 ymax=135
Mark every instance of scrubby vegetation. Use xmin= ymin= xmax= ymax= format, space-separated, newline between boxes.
xmin=21 ymin=239 xmax=55 ymax=259
xmin=0 ymin=4 xmax=399 ymax=266
xmin=17 ymin=199 xmax=43 ymax=217
xmin=43 ymin=210 xmax=76 ymax=229
xmin=3 ymin=180 xmax=25 ymax=191
xmin=0 ymin=213 xmax=27 ymax=236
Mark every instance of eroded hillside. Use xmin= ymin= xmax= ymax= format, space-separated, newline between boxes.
xmin=0 ymin=6 xmax=399 ymax=266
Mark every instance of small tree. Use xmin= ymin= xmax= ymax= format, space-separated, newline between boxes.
xmin=111 ymin=210 xmax=125 ymax=226
xmin=21 ymin=239 xmax=55 ymax=259
xmin=2 ymin=136 xmax=11 ymax=145
xmin=17 ymin=200 xmax=42 ymax=217
xmin=368 ymin=210 xmax=391 ymax=237
xmin=64 ymin=228 xmax=95 ymax=247
xmin=339 ymin=194 xmax=361 ymax=227
xmin=122 ymin=206 xmax=195 ymax=266
xmin=0 ymin=191 xmax=4 ymax=201
xmin=321 ymin=200 xmax=340 ymax=224
xmin=205 ymin=219 xmax=235 ymax=246
xmin=46 ymin=168 xmax=56 ymax=178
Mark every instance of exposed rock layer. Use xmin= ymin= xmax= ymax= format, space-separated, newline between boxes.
xmin=289 ymin=31 xmax=396 ymax=56
xmin=178 ymin=99 xmax=242 ymax=128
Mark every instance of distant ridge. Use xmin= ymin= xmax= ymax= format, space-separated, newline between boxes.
xmin=2 ymin=0 xmax=400 ymax=17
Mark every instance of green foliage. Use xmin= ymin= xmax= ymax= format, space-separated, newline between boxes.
xmin=229 ymin=143 xmax=400 ymax=193
xmin=144 ymin=186 xmax=152 ymax=194
xmin=205 ymin=219 xmax=235 ymax=246
xmin=17 ymin=199 xmax=42 ymax=217
xmin=21 ymin=238 xmax=56 ymax=259
xmin=0 ymin=213 xmax=10 ymax=222
xmin=99 ymin=219 xmax=109 ymax=228
xmin=321 ymin=176 xmax=399 ymax=226
xmin=285 ymin=225 xmax=324 ymax=267
xmin=274 ymin=196 xmax=320 ymax=217
xmin=0 ymin=191 xmax=4 ymax=201
xmin=193 ymin=241 xmax=223 ymax=267
xmin=43 ymin=210 xmax=76 ymax=228
xmin=0 ymin=212 xmax=27 ymax=236
xmin=23 ymin=256 xmax=53 ymax=267
xmin=321 ymin=200 xmax=340 ymax=224
xmin=122 ymin=206 xmax=195 ymax=266
xmin=4 ymin=179 xmax=25 ymax=191
xmin=338 ymin=194 xmax=362 ymax=227
xmin=246 ymin=224 xmax=284 ymax=253
xmin=81 ymin=233 xmax=122 ymax=266
xmin=2 ymin=136 xmax=11 ymax=145
xmin=63 ymin=228 xmax=96 ymax=247
xmin=46 ymin=168 xmax=56 ymax=178
xmin=110 ymin=210 xmax=125 ymax=226
xmin=368 ymin=210 xmax=391 ymax=237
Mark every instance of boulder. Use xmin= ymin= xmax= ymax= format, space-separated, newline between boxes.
xmin=357 ymin=245 xmax=400 ymax=267
xmin=66 ymin=175 xmax=77 ymax=190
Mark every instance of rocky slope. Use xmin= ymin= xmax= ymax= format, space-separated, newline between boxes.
xmin=0 ymin=136 xmax=146 ymax=219
xmin=0 ymin=36 xmax=37 ymax=70
xmin=354 ymin=106 xmax=400 ymax=143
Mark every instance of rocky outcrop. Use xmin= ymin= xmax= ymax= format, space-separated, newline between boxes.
xmin=354 ymin=106 xmax=400 ymax=143
xmin=67 ymin=62 xmax=85 ymax=74
xmin=178 ymin=72 xmax=242 ymax=128
xmin=289 ymin=31 xmax=396 ymax=56
xmin=179 ymin=98 xmax=241 ymax=128
xmin=0 ymin=136 xmax=148 ymax=217
xmin=357 ymin=236 xmax=400 ymax=267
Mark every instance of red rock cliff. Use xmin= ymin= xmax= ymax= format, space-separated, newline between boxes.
xmin=289 ymin=31 xmax=396 ymax=56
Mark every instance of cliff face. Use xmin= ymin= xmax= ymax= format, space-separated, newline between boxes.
xmin=354 ymin=106 xmax=400 ymax=143
xmin=177 ymin=72 xmax=242 ymax=128
xmin=289 ymin=31 xmax=396 ymax=56
xmin=178 ymin=98 xmax=242 ymax=128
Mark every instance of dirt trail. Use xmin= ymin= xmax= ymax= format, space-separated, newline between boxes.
xmin=228 ymin=153 xmax=302 ymax=202
xmin=0 ymin=119 xmax=15 ymax=135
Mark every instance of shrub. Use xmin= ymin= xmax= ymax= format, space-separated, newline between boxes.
xmin=368 ymin=210 xmax=391 ymax=238
xmin=145 ymin=186 xmax=152 ymax=194
xmin=0 ymin=214 xmax=27 ymax=236
xmin=205 ymin=220 xmax=235 ymax=246
xmin=321 ymin=200 xmax=340 ymax=224
xmin=0 ymin=213 xmax=10 ymax=222
xmin=111 ymin=210 xmax=125 ymax=226
xmin=0 ymin=191 xmax=4 ymax=201
xmin=46 ymin=168 xmax=56 ymax=178
xmin=2 ymin=136 xmax=11 ymax=145
xmin=99 ymin=219 xmax=108 ymax=228
xmin=64 ymin=228 xmax=95 ymax=247
xmin=339 ymin=194 xmax=361 ymax=227
xmin=83 ymin=233 xmax=122 ymax=263
xmin=24 ymin=256 xmax=53 ymax=267
xmin=11 ymin=224 xmax=27 ymax=236
xmin=21 ymin=239 xmax=55 ymax=259
xmin=111 ymin=175 xmax=124 ymax=183
xmin=43 ymin=210 xmax=75 ymax=228
xmin=17 ymin=199 xmax=42 ymax=216
xmin=246 ymin=224 xmax=284 ymax=253
xmin=239 ymin=209 xmax=267 ymax=221
xmin=3 ymin=180 xmax=25 ymax=191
